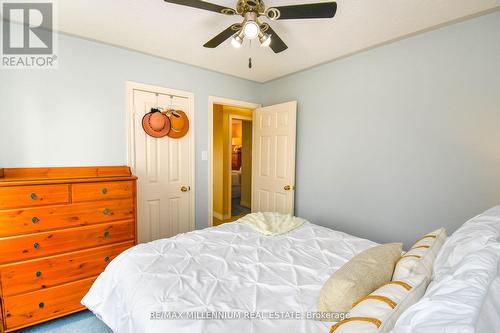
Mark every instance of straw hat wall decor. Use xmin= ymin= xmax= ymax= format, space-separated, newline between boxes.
xmin=142 ymin=108 xmax=170 ymax=138
xmin=166 ymin=110 xmax=189 ymax=139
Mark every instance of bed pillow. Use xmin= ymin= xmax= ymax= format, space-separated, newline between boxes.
xmin=240 ymin=212 xmax=306 ymax=235
xmin=318 ymin=243 xmax=402 ymax=315
xmin=392 ymin=206 xmax=500 ymax=332
xmin=433 ymin=206 xmax=500 ymax=280
xmin=328 ymin=274 xmax=428 ymax=333
xmin=392 ymin=228 xmax=446 ymax=280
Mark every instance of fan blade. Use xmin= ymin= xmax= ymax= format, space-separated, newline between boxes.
xmin=203 ymin=24 xmax=240 ymax=48
xmin=266 ymin=2 xmax=337 ymax=20
xmin=261 ymin=24 xmax=288 ymax=53
xmin=164 ymin=0 xmax=236 ymax=15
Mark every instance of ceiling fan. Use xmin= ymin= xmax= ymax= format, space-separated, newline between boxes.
xmin=163 ymin=0 xmax=338 ymax=53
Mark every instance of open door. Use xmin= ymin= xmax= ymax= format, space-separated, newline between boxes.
xmin=252 ymin=101 xmax=297 ymax=214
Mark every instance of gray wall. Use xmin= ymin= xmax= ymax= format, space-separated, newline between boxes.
xmin=259 ymin=11 xmax=500 ymax=247
xmin=1 ymin=12 xmax=499 ymax=246
xmin=0 ymin=33 xmax=261 ymax=230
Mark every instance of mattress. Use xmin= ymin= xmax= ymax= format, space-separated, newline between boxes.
xmin=82 ymin=220 xmax=377 ymax=333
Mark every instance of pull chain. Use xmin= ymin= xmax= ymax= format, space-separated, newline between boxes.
xmin=248 ymin=39 xmax=253 ymax=69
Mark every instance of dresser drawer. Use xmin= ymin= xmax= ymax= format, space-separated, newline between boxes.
xmin=72 ymin=181 xmax=133 ymax=202
xmin=0 ymin=199 xmax=134 ymax=237
xmin=3 ymin=277 xmax=95 ymax=330
xmin=0 ymin=220 xmax=135 ymax=264
xmin=0 ymin=241 xmax=133 ymax=296
xmin=0 ymin=185 xmax=69 ymax=209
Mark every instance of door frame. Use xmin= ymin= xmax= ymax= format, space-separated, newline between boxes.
xmin=126 ymin=81 xmax=196 ymax=232
xmin=208 ymin=96 xmax=261 ymax=227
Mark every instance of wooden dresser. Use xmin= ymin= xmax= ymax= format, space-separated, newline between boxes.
xmin=0 ymin=166 xmax=137 ymax=332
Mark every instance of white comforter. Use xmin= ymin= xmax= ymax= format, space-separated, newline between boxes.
xmin=82 ymin=220 xmax=377 ymax=333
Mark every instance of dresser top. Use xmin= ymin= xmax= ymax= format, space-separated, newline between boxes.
xmin=0 ymin=166 xmax=136 ymax=186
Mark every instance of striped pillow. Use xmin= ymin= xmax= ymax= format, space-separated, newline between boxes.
xmin=329 ymin=274 xmax=428 ymax=333
xmin=392 ymin=228 xmax=446 ymax=280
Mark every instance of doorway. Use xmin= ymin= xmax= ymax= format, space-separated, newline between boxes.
xmin=212 ymin=104 xmax=254 ymax=226
xmin=208 ymin=97 xmax=298 ymax=227
xmin=208 ymin=97 xmax=261 ymax=227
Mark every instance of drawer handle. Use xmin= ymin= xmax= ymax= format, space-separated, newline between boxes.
xmin=36 ymin=271 xmax=42 ymax=278
xmin=32 ymin=216 xmax=40 ymax=224
xmin=39 ymin=302 xmax=45 ymax=309
xmin=104 ymin=230 xmax=110 ymax=238
xmin=30 ymin=192 xmax=38 ymax=200
xmin=104 ymin=256 xmax=110 ymax=262
xmin=33 ymin=242 xmax=40 ymax=249
xmin=103 ymin=208 xmax=111 ymax=215
xmin=101 ymin=187 xmax=108 ymax=195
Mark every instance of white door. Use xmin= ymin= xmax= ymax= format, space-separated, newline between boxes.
xmin=130 ymin=84 xmax=194 ymax=243
xmin=252 ymin=101 xmax=297 ymax=214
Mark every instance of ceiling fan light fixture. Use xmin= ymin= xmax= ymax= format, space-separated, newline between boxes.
xmin=259 ymin=32 xmax=271 ymax=47
xmin=243 ymin=20 xmax=259 ymax=39
xmin=165 ymin=0 xmax=339 ymax=55
xmin=231 ymin=32 xmax=244 ymax=48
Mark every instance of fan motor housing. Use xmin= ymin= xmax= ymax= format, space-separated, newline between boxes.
xmin=236 ymin=0 xmax=265 ymax=15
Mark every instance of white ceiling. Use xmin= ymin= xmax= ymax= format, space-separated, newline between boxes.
xmin=58 ymin=0 xmax=500 ymax=82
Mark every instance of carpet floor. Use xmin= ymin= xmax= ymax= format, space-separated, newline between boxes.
xmin=15 ymin=311 xmax=112 ymax=333
xmin=231 ymin=197 xmax=250 ymax=217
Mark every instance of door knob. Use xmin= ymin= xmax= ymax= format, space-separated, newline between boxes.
xmin=284 ymin=185 xmax=295 ymax=191
xmin=180 ymin=186 xmax=190 ymax=192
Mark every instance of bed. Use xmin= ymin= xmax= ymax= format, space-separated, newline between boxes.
xmin=83 ymin=207 xmax=500 ymax=333
xmin=82 ymin=220 xmax=377 ymax=333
